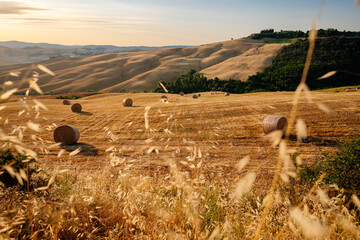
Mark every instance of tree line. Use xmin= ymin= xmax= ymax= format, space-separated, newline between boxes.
xmin=249 ymin=28 xmax=360 ymax=40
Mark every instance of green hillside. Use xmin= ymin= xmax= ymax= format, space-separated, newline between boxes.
xmin=154 ymin=35 xmax=360 ymax=94
xmin=246 ymin=36 xmax=360 ymax=92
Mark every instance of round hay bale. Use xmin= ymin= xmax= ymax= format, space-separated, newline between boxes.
xmin=161 ymin=95 xmax=168 ymax=100
xmin=179 ymin=92 xmax=184 ymax=96
xmin=197 ymin=93 xmax=201 ymax=97
xmin=63 ymin=99 xmax=71 ymax=105
xmin=225 ymin=92 xmax=230 ymax=96
xmin=192 ymin=94 xmax=198 ymax=99
xmin=71 ymin=103 xmax=82 ymax=113
xmin=262 ymin=115 xmax=288 ymax=134
xmin=53 ymin=125 xmax=80 ymax=145
xmin=123 ymin=98 xmax=133 ymax=107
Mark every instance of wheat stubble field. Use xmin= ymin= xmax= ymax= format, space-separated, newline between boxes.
xmin=1 ymin=90 xmax=360 ymax=239
xmin=2 ymin=91 xmax=359 ymax=187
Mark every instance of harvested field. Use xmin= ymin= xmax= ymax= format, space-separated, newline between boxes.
xmin=1 ymin=91 xmax=359 ymax=188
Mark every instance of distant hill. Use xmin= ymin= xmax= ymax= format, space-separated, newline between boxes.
xmin=0 ymin=40 xmax=190 ymax=51
xmin=0 ymin=41 xmax=191 ymax=66
xmin=0 ymin=38 xmax=285 ymax=93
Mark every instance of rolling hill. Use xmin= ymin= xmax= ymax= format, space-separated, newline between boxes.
xmin=0 ymin=41 xmax=190 ymax=67
xmin=0 ymin=38 xmax=286 ymax=93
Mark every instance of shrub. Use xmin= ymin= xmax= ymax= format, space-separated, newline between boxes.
xmin=0 ymin=149 xmax=36 ymax=188
xmin=299 ymin=132 xmax=360 ymax=192
xmin=56 ymin=95 xmax=81 ymax=99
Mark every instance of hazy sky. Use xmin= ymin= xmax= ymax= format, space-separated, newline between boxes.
xmin=0 ymin=0 xmax=359 ymax=46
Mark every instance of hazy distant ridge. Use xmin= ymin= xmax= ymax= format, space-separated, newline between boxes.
xmin=0 ymin=41 xmax=191 ymax=51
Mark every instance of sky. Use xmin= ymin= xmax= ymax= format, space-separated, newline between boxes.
xmin=0 ymin=0 xmax=359 ymax=46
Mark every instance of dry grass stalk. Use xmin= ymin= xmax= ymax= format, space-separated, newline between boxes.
xmin=144 ymin=106 xmax=151 ymax=130
xmin=235 ymin=156 xmax=250 ymax=172
xmin=159 ymin=82 xmax=169 ymax=93
xmin=33 ymin=99 xmax=48 ymax=111
xmin=255 ymin=23 xmax=319 ymax=240
xmin=69 ymin=147 xmax=81 ymax=156
xmin=290 ymin=207 xmax=329 ymax=238
xmin=232 ymin=172 xmax=257 ymax=200
xmin=57 ymin=149 xmax=65 ymax=157
xmin=285 ymin=24 xmax=317 ymax=139
xmin=318 ymin=70 xmax=337 ymax=79
xmin=37 ymin=64 xmax=55 ymax=76
xmin=336 ymin=215 xmax=360 ymax=238
xmin=9 ymin=72 xmax=20 ymax=77
xmin=1 ymin=88 xmax=18 ymax=100
xmin=296 ymin=118 xmax=307 ymax=142
xmin=275 ymin=173 xmax=327 ymax=239
xmin=27 ymin=121 xmax=42 ymax=132
xmin=316 ymin=102 xmax=331 ymax=113
xmin=28 ymin=79 xmax=43 ymax=94
xmin=351 ymin=194 xmax=360 ymax=209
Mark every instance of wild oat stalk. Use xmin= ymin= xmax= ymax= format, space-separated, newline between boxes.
xmin=254 ymin=24 xmax=318 ymax=240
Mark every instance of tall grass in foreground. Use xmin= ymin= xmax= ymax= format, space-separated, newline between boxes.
xmin=1 ymin=12 xmax=360 ymax=240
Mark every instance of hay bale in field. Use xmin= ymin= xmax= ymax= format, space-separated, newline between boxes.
xmin=179 ymin=92 xmax=184 ymax=96
xmin=71 ymin=103 xmax=82 ymax=113
xmin=123 ymin=98 xmax=133 ymax=107
xmin=63 ymin=99 xmax=71 ymax=105
xmin=197 ymin=93 xmax=201 ymax=97
xmin=53 ymin=125 xmax=80 ymax=145
xmin=225 ymin=92 xmax=230 ymax=96
xmin=262 ymin=115 xmax=288 ymax=134
xmin=192 ymin=94 xmax=199 ymax=99
xmin=161 ymin=96 xmax=168 ymax=103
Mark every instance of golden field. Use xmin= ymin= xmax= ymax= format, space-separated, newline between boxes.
xmin=1 ymin=90 xmax=360 ymax=239
xmin=2 ymin=91 xmax=359 ymax=184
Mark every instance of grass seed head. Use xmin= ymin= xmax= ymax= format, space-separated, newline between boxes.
xmin=235 ymin=156 xmax=250 ymax=172
xmin=1 ymin=88 xmax=18 ymax=100
xmin=296 ymin=118 xmax=307 ymax=142
xmin=37 ymin=64 xmax=55 ymax=76
xmin=290 ymin=207 xmax=329 ymax=239
xmin=232 ymin=172 xmax=256 ymax=200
